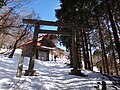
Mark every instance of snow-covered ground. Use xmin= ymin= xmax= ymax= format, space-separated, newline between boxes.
xmin=0 ymin=49 xmax=119 ymax=90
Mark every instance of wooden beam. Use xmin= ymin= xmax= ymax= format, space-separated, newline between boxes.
xmin=39 ymin=29 xmax=71 ymax=36
xmin=23 ymin=19 xmax=73 ymax=28
xmin=23 ymin=19 xmax=88 ymax=29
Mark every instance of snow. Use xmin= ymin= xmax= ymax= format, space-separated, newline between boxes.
xmin=0 ymin=49 xmax=119 ymax=90
xmin=93 ymin=66 xmax=100 ymax=72
xmin=0 ymin=49 xmax=8 ymax=53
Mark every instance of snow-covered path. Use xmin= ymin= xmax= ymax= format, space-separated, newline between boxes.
xmin=0 ymin=49 xmax=118 ymax=90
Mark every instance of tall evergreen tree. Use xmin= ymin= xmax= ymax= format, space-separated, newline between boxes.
xmin=56 ymin=0 xmax=120 ymax=74
xmin=105 ymin=0 xmax=120 ymax=63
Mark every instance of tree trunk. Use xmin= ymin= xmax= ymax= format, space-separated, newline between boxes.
xmin=83 ymin=29 xmax=91 ymax=70
xmin=8 ymin=40 xmax=18 ymax=58
xmin=102 ymin=51 xmax=106 ymax=73
xmin=114 ymin=18 xmax=120 ymax=35
xmin=81 ymin=31 xmax=87 ymax=69
xmin=78 ymin=34 xmax=82 ymax=69
xmin=88 ymin=35 xmax=93 ymax=70
xmin=78 ymin=47 xmax=82 ymax=68
xmin=96 ymin=13 xmax=109 ymax=74
xmin=105 ymin=0 xmax=120 ymax=63
xmin=107 ymin=24 xmax=118 ymax=75
xmin=8 ymin=26 xmax=28 ymax=58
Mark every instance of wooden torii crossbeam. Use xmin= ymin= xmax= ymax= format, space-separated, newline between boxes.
xmin=23 ymin=19 xmax=73 ymax=28
xmin=39 ymin=29 xmax=71 ymax=35
xmin=23 ymin=19 xmax=87 ymax=29
xmin=17 ymin=19 xmax=84 ymax=76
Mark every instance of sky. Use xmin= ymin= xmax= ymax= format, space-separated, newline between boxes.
xmin=29 ymin=0 xmax=60 ymax=21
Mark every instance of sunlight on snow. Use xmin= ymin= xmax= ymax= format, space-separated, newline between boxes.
xmin=0 ymin=49 xmax=119 ymax=90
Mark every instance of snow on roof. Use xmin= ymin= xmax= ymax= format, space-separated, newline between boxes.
xmin=40 ymin=46 xmax=55 ymax=50
xmin=19 ymin=35 xmax=45 ymax=47
xmin=18 ymin=34 xmax=54 ymax=47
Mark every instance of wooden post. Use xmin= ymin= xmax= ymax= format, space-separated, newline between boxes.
xmin=16 ymin=52 xmax=24 ymax=77
xmin=71 ymin=29 xmax=77 ymax=69
xmin=102 ymin=81 xmax=106 ymax=90
xmin=71 ymin=28 xmax=82 ymax=76
xmin=24 ymin=24 xmax=39 ymax=76
xmin=100 ymin=66 xmax=102 ymax=73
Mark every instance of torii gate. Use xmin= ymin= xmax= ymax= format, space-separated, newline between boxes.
xmin=17 ymin=19 xmax=85 ymax=77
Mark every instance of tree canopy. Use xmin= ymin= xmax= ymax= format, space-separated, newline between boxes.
xmin=55 ymin=0 xmax=120 ymax=75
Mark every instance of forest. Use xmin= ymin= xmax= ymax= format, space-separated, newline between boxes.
xmin=55 ymin=0 xmax=120 ymax=75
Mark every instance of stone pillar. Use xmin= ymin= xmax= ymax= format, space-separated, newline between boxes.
xmin=16 ymin=52 xmax=24 ymax=77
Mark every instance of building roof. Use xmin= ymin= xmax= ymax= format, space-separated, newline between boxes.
xmin=19 ymin=34 xmax=57 ymax=48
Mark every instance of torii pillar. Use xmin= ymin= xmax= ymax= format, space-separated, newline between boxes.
xmin=24 ymin=24 xmax=39 ymax=76
xmin=70 ymin=28 xmax=82 ymax=75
